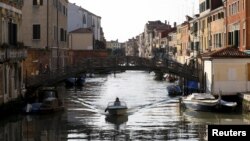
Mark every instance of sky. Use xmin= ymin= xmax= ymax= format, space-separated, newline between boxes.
xmin=69 ymin=0 xmax=199 ymax=42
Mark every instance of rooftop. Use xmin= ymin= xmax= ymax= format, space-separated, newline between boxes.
xmin=201 ymin=47 xmax=250 ymax=59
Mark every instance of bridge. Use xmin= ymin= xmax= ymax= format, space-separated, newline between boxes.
xmin=26 ymin=56 xmax=199 ymax=89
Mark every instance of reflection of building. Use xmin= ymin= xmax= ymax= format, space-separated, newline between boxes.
xmin=0 ymin=119 xmax=22 ymax=141
xmin=22 ymin=0 xmax=69 ymax=75
xmin=22 ymin=115 xmax=66 ymax=141
xmin=0 ymin=0 xmax=27 ymax=104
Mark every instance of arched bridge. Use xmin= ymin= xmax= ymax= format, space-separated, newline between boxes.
xmin=26 ymin=56 xmax=199 ymax=88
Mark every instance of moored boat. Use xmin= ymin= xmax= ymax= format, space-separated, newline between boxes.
xmin=65 ymin=76 xmax=85 ymax=87
xmin=167 ymin=84 xmax=182 ymax=96
xmin=105 ymin=98 xmax=128 ymax=115
xmin=181 ymin=93 xmax=238 ymax=112
xmin=181 ymin=93 xmax=219 ymax=111
xmin=24 ymin=87 xmax=64 ymax=114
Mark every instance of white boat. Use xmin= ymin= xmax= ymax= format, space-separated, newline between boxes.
xmin=181 ymin=93 xmax=220 ymax=111
xmin=181 ymin=93 xmax=237 ymax=112
xmin=105 ymin=100 xmax=128 ymax=115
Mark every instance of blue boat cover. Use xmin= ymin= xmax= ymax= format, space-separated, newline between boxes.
xmin=187 ymin=81 xmax=198 ymax=89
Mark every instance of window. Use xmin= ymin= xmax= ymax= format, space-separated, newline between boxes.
xmin=243 ymin=29 xmax=246 ymax=46
xmin=206 ymin=0 xmax=210 ymax=10
xmin=33 ymin=0 xmax=43 ymax=6
xmin=60 ymin=28 xmax=67 ymax=42
xmin=33 ymin=24 xmax=40 ymax=39
xmin=228 ymin=32 xmax=232 ymax=45
xmin=221 ymin=12 xmax=224 ymax=18
xmin=60 ymin=28 xmax=64 ymax=41
xmin=219 ymin=33 xmax=222 ymax=47
xmin=83 ymin=14 xmax=86 ymax=24
xmin=238 ymin=1 xmax=240 ymax=12
xmin=234 ymin=30 xmax=239 ymax=47
xmin=8 ymin=22 xmax=17 ymax=45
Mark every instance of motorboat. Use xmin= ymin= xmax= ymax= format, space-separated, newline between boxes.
xmin=105 ymin=99 xmax=128 ymax=115
xmin=105 ymin=114 xmax=128 ymax=125
xmin=181 ymin=93 xmax=220 ymax=111
xmin=167 ymin=84 xmax=182 ymax=96
xmin=24 ymin=87 xmax=64 ymax=114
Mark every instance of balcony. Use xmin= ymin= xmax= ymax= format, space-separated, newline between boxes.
xmin=0 ymin=0 xmax=23 ymax=9
xmin=0 ymin=44 xmax=27 ymax=63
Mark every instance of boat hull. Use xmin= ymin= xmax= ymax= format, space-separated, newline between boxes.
xmin=107 ymin=108 xmax=127 ymax=115
xmin=167 ymin=85 xmax=182 ymax=96
xmin=182 ymin=99 xmax=219 ymax=111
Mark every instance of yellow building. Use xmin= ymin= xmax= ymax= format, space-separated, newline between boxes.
xmin=22 ymin=0 xmax=69 ymax=75
xmin=202 ymin=47 xmax=250 ymax=95
xmin=69 ymin=28 xmax=93 ymax=50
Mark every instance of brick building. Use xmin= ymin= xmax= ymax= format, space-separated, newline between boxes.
xmin=224 ymin=0 xmax=250 ymax=51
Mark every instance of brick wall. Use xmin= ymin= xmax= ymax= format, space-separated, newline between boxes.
xmin=70 ymin=50 xmax=109 ymax=65
xmin=23 ymin=48 xmax=51 ymax=77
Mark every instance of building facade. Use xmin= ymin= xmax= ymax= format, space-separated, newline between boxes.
xmin=22 ymin=0 xmax=69 ymax=76
xmin=125 ymin=38 xmax=139 ymax=56
xmin=224 ymin=0 xmax=250 ymax=51
xmin=0 ymin=0 xmax=27 ymax=105
xmin=68 ymin=3 xmax=103 ymax=43
xmin=69 ymin=28 xmax=93 ymax=50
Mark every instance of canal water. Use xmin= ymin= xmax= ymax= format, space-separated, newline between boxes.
xmin=1 ymin=71 xmax=250 ymax=141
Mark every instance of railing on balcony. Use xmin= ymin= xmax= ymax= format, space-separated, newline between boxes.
xmin=0 ymin=0 xmax=23 ymax=9
xmin=0 ymin=45 xmax=27 ymax=63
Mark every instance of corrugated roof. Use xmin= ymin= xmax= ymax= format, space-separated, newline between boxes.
xmin=201 ymin=47 xmax=250 ymax=58
xmin=69 ymin=28 xmax=92 ymax=33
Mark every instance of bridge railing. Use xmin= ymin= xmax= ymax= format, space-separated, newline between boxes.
xmin=26 ymin=56 xmax=199 ymax=88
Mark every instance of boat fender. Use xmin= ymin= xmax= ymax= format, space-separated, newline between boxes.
xmin=26 ymin=103 xmax=32 ymax=113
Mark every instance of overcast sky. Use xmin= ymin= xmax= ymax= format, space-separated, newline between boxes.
xmin=69 ymin=0 xmax=199 ymax=42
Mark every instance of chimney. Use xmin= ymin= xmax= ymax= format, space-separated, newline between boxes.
xmin=174 ymin=22 xmax=177 ymax=27
xmin=165 ymin=20 xmax=167 ymax=24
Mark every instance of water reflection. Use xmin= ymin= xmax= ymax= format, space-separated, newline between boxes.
xmin=23 ymin=113 xmax=66 ymax=141
xmin=182 ymin=109 xmax=250 ymax=124
xmin=1 ymin=71 xmax=250 ymax=140
xmin=105 ymin=115 xmax=128 ymax=130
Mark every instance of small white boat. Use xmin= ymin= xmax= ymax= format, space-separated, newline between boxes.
xmin=181 ymin=93 xmax=238 ymax=112
xmin=181 ymin=93 xmax=219 ymax=111
xmin=105 ymin=99 xmax=128 ymax=115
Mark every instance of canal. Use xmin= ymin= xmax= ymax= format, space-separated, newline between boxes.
xmin=1 ymin=71 xmax=250 ymax=140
